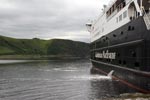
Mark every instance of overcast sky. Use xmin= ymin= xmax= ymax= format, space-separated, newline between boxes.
xmin=0 ymin=0 xmax=110 ymax=42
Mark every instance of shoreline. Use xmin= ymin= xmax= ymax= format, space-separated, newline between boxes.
xmin=0 ymin=55 xmax=89 ymax=60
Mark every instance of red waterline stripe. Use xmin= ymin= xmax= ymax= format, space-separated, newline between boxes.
xmin=93 ymin=67 xmax=150 ymax=94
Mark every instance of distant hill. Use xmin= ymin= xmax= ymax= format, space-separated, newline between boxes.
xmin=0 ymin=35 xmax=89 ymax=59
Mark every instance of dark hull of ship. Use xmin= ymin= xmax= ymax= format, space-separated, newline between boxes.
xmin=90 ymin=16 xmax=150 ymax=93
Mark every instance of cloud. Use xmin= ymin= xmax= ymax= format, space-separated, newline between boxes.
xmin=0 ymin=0 xmax=110 ymax=42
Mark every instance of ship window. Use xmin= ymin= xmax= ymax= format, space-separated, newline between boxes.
xmin=117 ymin=53 xmax=120 ymax=57
xmin=123 ymin=11 xmax=127 ymax=18
xmin=132 ymin=26 xmax=135 ymax=30
xmin=111 ymin=7 xmax=113 ymax=13
xmin=116 ymin=17 xmax=118 ymax=23
xmin=128 ymin=26 xmax=131 ymax=31
xmin=123 ymin=60 xmax=126 ymax=65
xmin=123 ymin=2 xmax=126 ymax=7
xmin=132 ymin=51 xmax=136 ymax=57
xmin=106 ymin=37 xmax=108 ymax=40
xmin=109 ymin=9 xmax=111 ymax=15
xmin=119 ymin=14 xmax=122 ymax=21
xmin=119 ymin=60 xmax=122 ymax=64
xmin=103 ymin=39 xmax=105 ymax=42
xmin=114 ymin=3 xmax=116 ymax=10
xmin=113 ymin=34 xmax=116 ymax=37
xmin=108 ymin=10 xmax=110 ymax=16
xmin=102 ymin=28 xmax=104 ymax=32
xmin=135 ymin=62 xmax=140 ymax=67
xmin=121 ymin=31 xmax=123 ymax=35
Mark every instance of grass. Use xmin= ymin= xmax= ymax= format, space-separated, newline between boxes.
xmin=0 ymin=35 xmax=90 ymax=59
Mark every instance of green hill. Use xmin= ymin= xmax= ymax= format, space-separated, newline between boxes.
xmin=0 ymin=35 xmax=89 ymax=59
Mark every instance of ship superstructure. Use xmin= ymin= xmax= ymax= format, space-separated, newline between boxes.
xmin=87 ymin=0 xmax=150 ymax=42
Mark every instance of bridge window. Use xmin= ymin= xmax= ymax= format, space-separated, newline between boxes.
xmin=116 ymin=17 xmax=118 ymax=23
xmin=123 ymin=11 xmax=127 ymax=18
xmin=119 ymin=14 xmax=122 ymax=21
xmin=102 ymin=28 xmax=104 ymax=32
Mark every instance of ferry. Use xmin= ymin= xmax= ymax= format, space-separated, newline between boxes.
xmin=86 ymin=0 xmax=150 ymax=93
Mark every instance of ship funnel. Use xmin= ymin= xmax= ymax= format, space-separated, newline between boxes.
xmin=86 ymin=22 xmax=92 ymax=32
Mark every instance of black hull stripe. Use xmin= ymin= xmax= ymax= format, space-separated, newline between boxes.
xmin=91 ymin=59 xmax=150 ymax=77
xmin=91 ymin=39 xmax=144 ymax=51
xmin=92 ymin=66 xmax=150 ymax=94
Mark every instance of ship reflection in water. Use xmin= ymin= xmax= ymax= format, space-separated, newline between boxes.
xmin=0 ymin=60 xmax=141 ymax=100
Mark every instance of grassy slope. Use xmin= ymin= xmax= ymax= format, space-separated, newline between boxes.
xmin=0 ymin=35 xmax=89 ymax=58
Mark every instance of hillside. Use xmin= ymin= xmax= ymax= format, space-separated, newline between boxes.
xmin=0 ymin=35 xmax=89 ymax=59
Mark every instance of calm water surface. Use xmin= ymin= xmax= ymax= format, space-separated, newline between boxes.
xmin=0 ymin=60 xmax=129 ymax=100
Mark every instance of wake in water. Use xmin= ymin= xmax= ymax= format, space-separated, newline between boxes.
xmin=68 ymin=75 xmax=112 ymax=81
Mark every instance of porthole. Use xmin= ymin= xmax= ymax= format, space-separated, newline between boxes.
xmin=113 ymin=34 xmax=116 ymax=37
xmin=128 ymin=26 xmax=131 ymax=31
xmin=137 ymin=12 xmax=140 ymax=17
xmin=123 ymin=60 xmax=126 ymax=65
xmin=106 ymin=37 xmax=108 ymax=40
xmin=131 ymin=51 xmax=136 ymax=57
xmin=135 ymin=62 xmax=140 ymax=67
xmin=117 ymin=53 xmax=120 ymax=57
xmin=119 ymin=60 xmax=122 ymax=64
xmin=121 ymin=31 xmax=123 ymax=35
xmin=132 ymin=26 xmax=135 ymax=30
xmin=103 ymin=39 xmax=105 ymax=42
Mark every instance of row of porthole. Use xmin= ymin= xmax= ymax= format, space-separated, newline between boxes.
xmin=119 ymin=60 xmax=126 ymax=65
xmin=96 ymin=25 xmax=136 ymax=44
xmin=101 ymin=58 xmax=140 ymax=67
xmin=96 ymin=57 xmax=140 ymax=67
xmin=117 ymin=52 xmax=136 ymax=58
xmin=118 ymin=60 xmax=140 ymax=67
xmin=93 ymin=25 xmax=136 ymax=48
xmin=128 ymin=26 xmax=135 ymax=31
xmin=112 ymin=26 xmax=135 ymax=38
xmin=101 ymin=30 xmax=126 ymax=42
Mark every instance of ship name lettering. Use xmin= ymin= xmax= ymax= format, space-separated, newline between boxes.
xmin=95 ymin=50 xmax=116 ymax=60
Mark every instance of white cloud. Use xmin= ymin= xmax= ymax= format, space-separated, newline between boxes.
xmin=0 ymin=0 xmax=110 ymax=42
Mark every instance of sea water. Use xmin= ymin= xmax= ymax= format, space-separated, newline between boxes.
xmin=0 ymin=60 xmax=133 ymax=100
